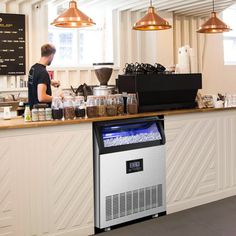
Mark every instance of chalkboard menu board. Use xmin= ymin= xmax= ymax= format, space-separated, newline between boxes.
xmin=0 ymin=13 xmax=26 ymax=75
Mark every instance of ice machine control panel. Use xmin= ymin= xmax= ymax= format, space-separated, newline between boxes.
xmin=126 ymin=159 xmax=143 ymax=174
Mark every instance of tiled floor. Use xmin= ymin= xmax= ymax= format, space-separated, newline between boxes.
xmin=98 ymin=196 xmax=236 ymax=236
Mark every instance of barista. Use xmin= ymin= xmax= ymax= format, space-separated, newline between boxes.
xmin=28 ymin=43 xmax=62 ymax=109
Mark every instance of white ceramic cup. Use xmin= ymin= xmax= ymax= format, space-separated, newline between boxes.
xmin=3 ymin=107 xmax=11 ymax=120
xmin=214 ymin=100 xmax=224 ymax=108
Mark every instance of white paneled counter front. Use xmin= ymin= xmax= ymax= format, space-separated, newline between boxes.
xmin=165 ymin=110 xmax=236 ymax=214
xmin=0 ymin=124 xmax=94 ymax=236
xmin=0 ymin=108 xmax=236 ymax=236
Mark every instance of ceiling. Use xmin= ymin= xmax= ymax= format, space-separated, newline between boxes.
xmin=3 ymin=0 xmax=236 ymax=17
xmin=75 ymin=0 xmax=236 ymax=17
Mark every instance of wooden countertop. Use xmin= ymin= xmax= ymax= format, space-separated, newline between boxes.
xmin=0 ymin=107 xmax=236 ymax=130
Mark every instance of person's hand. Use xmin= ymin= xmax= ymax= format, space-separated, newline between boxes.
xmin=59 ymin=92 xmax=64 ymax=100
xmin=51 ymin=79 xmax=60 ymax=88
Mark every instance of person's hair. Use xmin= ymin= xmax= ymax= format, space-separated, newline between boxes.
xmin=41 ymin=44 xmax=56 ymax=57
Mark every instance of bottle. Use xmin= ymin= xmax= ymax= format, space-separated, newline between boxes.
xmin=74 ymin=96 xmax=86 ymax=118
xmin=127 ymin=93 xmax=138 ymax=114
xmin=31 ymin=108 xmax=39 ymax=122
xmin=106 ymin=95 xmax=117 ymax=116
xmin=63 ymin=96 xmax=75 ymax=120
xmin=116 ymin=94 xmax=124 ymax=115
xmin=38 ymin=108 xmax=46 ymax=121
xmin=86 ymin=95 xmax=99 ymax=118
xmin=45 ymin=108 xmax=52 ymax=121
xmin=24 ymin=105 xmax=31 ymax=122
xmin=52 ymin=96 xmax=64 ymax=120
xmin=97 ymin=96 xmax=107 ymax=117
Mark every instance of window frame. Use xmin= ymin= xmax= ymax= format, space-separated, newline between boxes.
xmin=223 ymin=5 xmax=236 ymax=65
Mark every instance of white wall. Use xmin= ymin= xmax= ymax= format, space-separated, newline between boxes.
xmin=202 ymin=34 xmax=236 ymax=94
xmin=141 ymin=11 xmax=174 ymax=66
xmin=117 ymin=10 xmax=173 ymax=68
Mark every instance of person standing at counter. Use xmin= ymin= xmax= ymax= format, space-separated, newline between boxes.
xmin=28 ymin=43 xmax=61 ymax=109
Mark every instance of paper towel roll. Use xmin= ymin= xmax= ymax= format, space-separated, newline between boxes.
xmin=189 ymin=48 xmax=197 ymax=73
xmin=177 ymin=45 xmax=193 ymax=73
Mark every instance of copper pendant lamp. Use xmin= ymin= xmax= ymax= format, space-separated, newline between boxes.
xmin=197 ymin=0 xmax=231 ymax=33
xmin=51 ymin=0 xmax=95 ymax=28
xmin=133 ymin=0 xmax=171 ymax=31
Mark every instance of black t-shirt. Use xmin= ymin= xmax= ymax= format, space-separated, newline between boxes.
xmin=28 ymin=63 xmax=52 ymax=109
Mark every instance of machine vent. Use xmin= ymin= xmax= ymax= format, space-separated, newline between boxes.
xmin=105 ymin=184 xmax=163 ymax=221
xmin=106 ymin=196 xmax=112 ymax=221
xmin=139 ymin=188 xmax=145 ymax=212
xmin=113 ymin=194 xmax=119 ymax=219
xmin=158 ymin=184 xmax=163 ymax=207
xmin=120 ymin=193 xmax=126 ymax=217
xmin=152 ymin=186 xmax=157 ymax=208
xmin=146 ymin=187 xmax=151 ymax=210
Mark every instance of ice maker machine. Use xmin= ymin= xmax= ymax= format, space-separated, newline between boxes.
xmin=93 ymin=117 xmax=166 ymax=230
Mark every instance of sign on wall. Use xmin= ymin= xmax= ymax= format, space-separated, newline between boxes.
xmin=0 ymin=13 xmax=26 ymax=76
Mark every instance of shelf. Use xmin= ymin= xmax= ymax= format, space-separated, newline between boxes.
xmin=0 ymin=88 xmax=28 ymax=92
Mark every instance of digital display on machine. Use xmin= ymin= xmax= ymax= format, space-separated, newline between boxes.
xmin=126 ymin=159 xmax=143 ymax=174
xmin=102 ymin=122 xmax=162 ymax=148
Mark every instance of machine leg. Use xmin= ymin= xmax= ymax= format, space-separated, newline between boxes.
xmin=152 ymin=214 xmax=159 ymax=218
xmin=105 ymin=227 xmax=111 ymax=232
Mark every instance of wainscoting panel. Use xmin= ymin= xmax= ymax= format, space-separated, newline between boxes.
xmin=165 ymin=110 xmax=236 ymax=214
xmin=0 ymin=124 xmax=94 ymax=236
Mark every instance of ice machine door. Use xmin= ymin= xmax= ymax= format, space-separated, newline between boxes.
xmin=94 ymin=117 xmax=165 ymax=154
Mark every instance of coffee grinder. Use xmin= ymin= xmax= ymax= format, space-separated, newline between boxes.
xmin=93 ymin=63 xmax=114 ymax=96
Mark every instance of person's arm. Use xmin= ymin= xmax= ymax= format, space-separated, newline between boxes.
xmin=37 ymin=84 xmax=53 ymax=102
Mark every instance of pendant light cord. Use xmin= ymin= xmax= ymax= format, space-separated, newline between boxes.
xmin=213 ymin=0 xmax=215 ymax=12
xmin=150 ymin=0 xmax=152 ymax=7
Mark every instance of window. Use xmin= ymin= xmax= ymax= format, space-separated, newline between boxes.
xmin=48 ymin=1 xmax=113 ymax=67
xmin=223 ymin=4 xmax=236 ymax=65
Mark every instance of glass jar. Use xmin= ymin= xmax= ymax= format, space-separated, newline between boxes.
xmin=45 ymin=108 xmax=52 ymax=121
xmin=230 ymin=94 xmax=236 ymax=107
xmin=31 ymin=108 xmax=39 ymax=122
xmin=38 ymin=108 xmax=46 ymax=121
xmin=116 ymin=94 xmax=124 ymax=115
xmin=86 ymin=95 xmax=99 ymax=118
xmin=97 ymin=96 xmax=107 ymax=117
xmin=106 ymin=95 xmax=117 ymax=116
xmin=127 ymin=93 xmax=138 ymax=114
xmin=74 ymin=96 xmax=86 ymax=118
xmin=63 ymin=96 xmax=75 ymax=120
xmin=52 ymin=96 xmax=64 ymax=120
